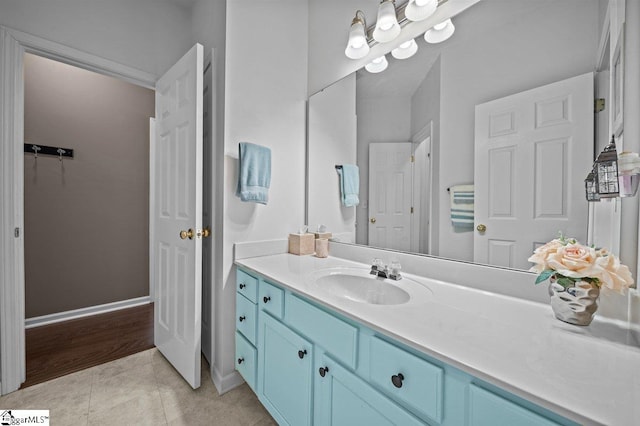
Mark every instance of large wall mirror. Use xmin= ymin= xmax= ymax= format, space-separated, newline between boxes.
xmin=307 ymin=0 xmax=623 ymax=271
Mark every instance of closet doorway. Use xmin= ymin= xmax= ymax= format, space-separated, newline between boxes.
xmin=22 ymin=53 xmax=154 ymax=387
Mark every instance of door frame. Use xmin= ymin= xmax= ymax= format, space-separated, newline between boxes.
xmin=0 ymin=26 xmax=156 ymax=395
xmin=411 ymin=122 xmax=433 ymax=254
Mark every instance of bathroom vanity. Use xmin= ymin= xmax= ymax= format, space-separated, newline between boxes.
xmin=234 ymin=250 xmax=640 ymax=425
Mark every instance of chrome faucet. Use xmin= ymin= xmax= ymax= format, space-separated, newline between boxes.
xmin=370 ymin=259 xmax=402 ymax=281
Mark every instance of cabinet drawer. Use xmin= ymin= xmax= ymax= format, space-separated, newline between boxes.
xmin=236 ymin=293 xmax=258 ymax=344
xmin=285 ymin=294 xmax=358 ymax=369
xmin=235 ymin=331 xmax=257 ymax=391
xmin=370 ymin=336 xmax=443 ymax=423
xmin=237 ymin=268 xmax=258 ymax=303
xmin=259 ymin=280 xmax=284 ymax=319
xmin=469 ymin=385 xmax=562 ymax=426
xmin=317 ymin=354 xmax=426 ymax=426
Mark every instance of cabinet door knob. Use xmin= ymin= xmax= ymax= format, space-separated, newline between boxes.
xmin=298 ymin=349 xmax=307 ymax=359
xmin=239 ymin=283 xmax=246 ymax=289
xmin=319 ymin=366 xmax=329 ymax=377
xmin=391 ymin=373 xmax=404 ymax=388
xmin=238 ymin=357 xmax=244 ymax=364
xmin=477 ymin=224 xmax=487 ymax=233
xmin=239 ymin=315 xmax=246 ymax=322
xmin=263 ymin=296 xmax=271 ymax=304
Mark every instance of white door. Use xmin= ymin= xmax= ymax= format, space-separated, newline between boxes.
xmin=368 ymin=142 xmax=413 ymax=251
xmin=153 ymin=44 xmax=203 ymax=389
xmin=474 ymin=72 xmax=593 ymax=269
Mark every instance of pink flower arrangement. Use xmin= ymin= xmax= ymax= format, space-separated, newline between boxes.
xmin=528 ymin=235 xmax=634 ymax=293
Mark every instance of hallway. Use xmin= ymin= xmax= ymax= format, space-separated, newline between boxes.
xmin=23 ymin=304 xmax=154 ymax=388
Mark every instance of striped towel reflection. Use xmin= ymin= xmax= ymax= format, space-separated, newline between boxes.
xmin=450 ymin=184 xmax=474 ymax=231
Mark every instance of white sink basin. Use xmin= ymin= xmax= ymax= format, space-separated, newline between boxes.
xmin=307 ymin=268 xmax=413 ymax=305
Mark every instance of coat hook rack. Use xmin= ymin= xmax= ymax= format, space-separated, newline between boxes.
xmin=24 ymin=143 xmax=74 ymax=159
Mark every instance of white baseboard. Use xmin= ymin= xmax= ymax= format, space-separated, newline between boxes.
xmin=211 ymin=364 xmax=244 ymax=395
xmin=25 ymin=296 xmax=152 ymax=329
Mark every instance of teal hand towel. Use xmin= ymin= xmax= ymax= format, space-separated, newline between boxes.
xmin=236 ymin=142 xmax=271 ymax=205
xmin=450 ymin=184 xmax=474 ymax=231
xmin=338 ymin=164 xmax=360 ymax=207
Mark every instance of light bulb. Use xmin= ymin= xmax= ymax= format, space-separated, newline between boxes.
xmin=424 ymin=18 xmax=455 ymax=44
xmin=365 ymin=55 xmax=389 ymax=73
xmin=405 ymin=0 xmax=437 ymax=22
xmin=391 ymin=39 xmax=418 ymax=60
xmin=345 ymin=13 xmax=370 ymax=59
xmin=373 ymin=0 xmax=401 ymax=43
xmin=434 ymin=21 xmax=448 ymax=31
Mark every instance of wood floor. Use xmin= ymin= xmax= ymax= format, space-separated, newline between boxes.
xmin=22 ymin=303 xmax=154 ymax=388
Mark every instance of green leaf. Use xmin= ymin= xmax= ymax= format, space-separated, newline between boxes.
xmin=556 ymin=277 xmax=575 ymax=289
xmin=535 ymin=270 xmax=554 ymax=284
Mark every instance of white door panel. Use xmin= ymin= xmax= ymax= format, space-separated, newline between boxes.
xmin=369 ymin=143 xmax=413 ymax=251
xmin=474 ymin=72 xmax=593 ymax=269
xmin=153 ymin=44 xmax=203 ymax=389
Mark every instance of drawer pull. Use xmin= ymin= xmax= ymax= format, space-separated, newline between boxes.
xmin=298 ymin=349 xmax=308 ymax=359
xmin=263 ymin=296 xmax=271 ymax=304
xmin=239 ymin=283 xmax=246 ymax=289
xmin=319 ymin=366 xmax=329 ymax=377
xmin=238 ymin=357 xmax=244 ymax=364
xmin=391 ymin=373 xmax=405 ymax=388
xmin=239 ymin=315 xmax=246 ymax=322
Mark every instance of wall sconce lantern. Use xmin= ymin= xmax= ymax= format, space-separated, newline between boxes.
xmin=584 ymin=168 xmax=600 ymax=202
xmin=595 ymin=135 xmax=620 ymax=198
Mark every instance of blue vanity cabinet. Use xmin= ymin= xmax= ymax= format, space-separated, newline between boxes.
xmin=258 ymin=312 xmax=314 ymax=426
xmin=369 ymin=335 xmax=443 ymax=423
xmin=235 ymin=331 xmax=257 ymax=391
xmin=235 ymin=268 xmax=259 ymax=391
xmin=468 ymin=385 xmax=565 ymax=426
xmin=235 ymin=266 xmax=579 ymax=426
xmin=315 ymin=353 xmax=426 ymax=426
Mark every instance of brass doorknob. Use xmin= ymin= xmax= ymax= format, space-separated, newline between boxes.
xmin=370 ymin=218 xmax=377 ymax=224
xmin=477 ymin=224 xmax=487 ymax=233
xmin=180 ymin=229 xmax=194 ymax=240
xmin=198 ymin=227 xmax=211 ymax=239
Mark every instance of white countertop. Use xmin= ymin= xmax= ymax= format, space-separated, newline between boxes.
xmin=236 ymin=253 xmax=640 ymax=426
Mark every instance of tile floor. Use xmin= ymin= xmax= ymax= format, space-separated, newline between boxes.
xmin=0 ymin=348 xmax=276 ymax=425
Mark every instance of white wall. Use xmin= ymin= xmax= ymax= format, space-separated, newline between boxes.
xmin=0 ymin=0 xmax=193 ymax=77
xmin=355 ymin=95 xmax=412 ymax=245
xmin=308 ymin=74 xmax=357 ymax=239
xmin=436 ymin=0 xmax=599 ymax=261
xmin=218 ymin=0 xmax=309 ymax=391
xmin=411 ymin=57 xmax=441 ymax=255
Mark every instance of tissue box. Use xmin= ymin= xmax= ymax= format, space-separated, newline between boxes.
xmin=314 ymin=232 xmax=332 ymax=240
xmin=289 ymin=233 xmax=315 ymax=255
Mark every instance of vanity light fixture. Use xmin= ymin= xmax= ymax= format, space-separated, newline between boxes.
xmin=365 ymin=55 xmax=389 ymax=73
xmin=345 ymin=10 xmax=370 ymax=59
xmin=424 ymin=18 xmax=455 ymax=43
xmin=594 ymin=135 xmax=620 ymax=198
xmin=391 ymin=39 xmax=418 ymax=59
xmin=373 ymin=0 xmax=401 ymax=43
xmin=405 ymin=0 xmax=437 ymax=22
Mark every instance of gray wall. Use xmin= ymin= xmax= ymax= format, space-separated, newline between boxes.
xmin=0 ymin=0 xmax=193 ymax=77
xmin=24 ymin=53 xmax=154 ymax=317
xmin=308 ymin=74 xmax=358 ymax=239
